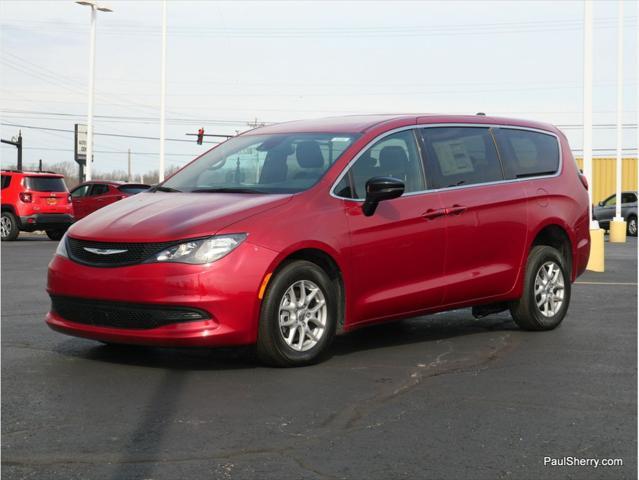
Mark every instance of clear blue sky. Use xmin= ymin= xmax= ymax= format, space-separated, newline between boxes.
xmin=0 ymin=0 xmax=637 ymax=177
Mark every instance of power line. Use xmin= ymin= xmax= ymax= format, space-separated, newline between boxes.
xmin=6 ymin=145 xmax=195 ymax=157
xmin=0 ymin=109 xmax=258 ymax=127
xmin=1 ymin=16 xmax=635 ymax=38
xmin=0 ymin=122 xmax=222 ymax=144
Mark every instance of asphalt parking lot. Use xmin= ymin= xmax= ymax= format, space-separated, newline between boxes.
xmin=1 ymin=235 xmax=637 ymax=480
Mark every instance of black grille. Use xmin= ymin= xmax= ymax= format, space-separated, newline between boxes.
xmin=67 ymin=237 xmax=177 ymax=267
xmin=51 ymin=295 xmax=209 ymax=329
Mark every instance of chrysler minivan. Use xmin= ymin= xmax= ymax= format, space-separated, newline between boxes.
xmin=46 ymin=114 xmax=591 ymax=366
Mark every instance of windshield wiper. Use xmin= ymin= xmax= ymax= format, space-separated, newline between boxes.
xmin=189 ymin=187 xmax=267 ymax=194
xmin=150 ymin=185 xmax=181 ymax=192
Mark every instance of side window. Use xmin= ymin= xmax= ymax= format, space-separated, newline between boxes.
xmin=89 ymin=184 xmax=109 ymax=196
xmin=603 ymin=195 xmax=616 ymax=207
xmin=71 ymin=185 xmax=90 ymax=198
xmin=337 ymin=130 xmax=425 ymax=199
xmin=420 ymin=127 xmax=503 ymax=189
xmin=1 ymin=175 xmax=10 ymax=189
xmin=333 ymin=175 xmax=352 ymax=199
xmin=497 ymin=129 xmax=559 ymax=178
xmin=621 ymin=193 xmax=636 ymax=204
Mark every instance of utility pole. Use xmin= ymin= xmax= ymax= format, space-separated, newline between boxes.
xmin=127 ymin=148 xmax=132 ymax=182
xmin=609 ymin=0 xmax=626 ymax=243
xmin=1 ymin=130 xmax=22 ymax=170
xmin=159 ymin=0 xmax=167 ymax=181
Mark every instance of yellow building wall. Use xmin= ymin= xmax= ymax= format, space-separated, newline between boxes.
xmin=575 ymin=157 xmax=638 ymax=204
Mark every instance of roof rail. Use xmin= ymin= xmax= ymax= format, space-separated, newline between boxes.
xmin=1 ymin=169 xmax=60 ymax=174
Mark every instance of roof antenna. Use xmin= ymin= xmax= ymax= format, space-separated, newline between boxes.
xmin=476 ymin=112 xmax=486 ymax=116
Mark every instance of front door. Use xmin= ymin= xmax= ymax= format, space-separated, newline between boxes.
xmin=86 ymin=183 xmax=111 ymax=216
xmin=336 ymin=129 xmax=447 ymax=325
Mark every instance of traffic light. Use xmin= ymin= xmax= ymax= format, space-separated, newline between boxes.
xmin=197 ymin=128 xmax=204 ymax=145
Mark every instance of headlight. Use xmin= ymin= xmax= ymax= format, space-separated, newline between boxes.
xmin=55 ymin=232 xmax=68 ymax=258
xmin=153 ymin=234 xmax=247 ymax=264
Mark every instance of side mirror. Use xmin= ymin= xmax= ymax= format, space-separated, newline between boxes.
xmin=362 ymin=177 xmax=405 ymax=216
xmin=598 ymin=201 xmax=604 ymax=207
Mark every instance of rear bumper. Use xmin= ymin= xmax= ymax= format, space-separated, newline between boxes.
xmin=46 ymin=241 xmax=278 ymax=347
xmin=20 ymin=213 xmax=74 ymax=231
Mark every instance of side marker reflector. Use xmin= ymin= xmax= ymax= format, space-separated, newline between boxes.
xmin=258 ymin=273 xmax=272 ymax=299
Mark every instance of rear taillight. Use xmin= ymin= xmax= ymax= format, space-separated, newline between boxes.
xmin=19 ymin=192 xmax=32 ymax=203
xmin=579 ymin=174 xmax=589 ymax=190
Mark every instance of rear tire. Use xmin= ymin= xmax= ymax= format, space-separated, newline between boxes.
xmin=510 ymin=245 xmax=571 ymax=331
xmin=257 ymin=260 xmax=337 ymax=367
xmin=627 ymin=215 xmax=637 ymax=237
xmin=1 ymin=211 xmax=19 ymax=241
xmin=46 ymin=229 xmax=65 ymax=241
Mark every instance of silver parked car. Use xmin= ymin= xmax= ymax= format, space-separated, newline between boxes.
xmin=593 ymin=191 xmax=637 ymax=236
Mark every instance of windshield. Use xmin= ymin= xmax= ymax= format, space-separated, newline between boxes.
xmin=118 ymin=185 xmax=149 ymax=195
xmin=161 ymin=133 xmax=358 ymax=194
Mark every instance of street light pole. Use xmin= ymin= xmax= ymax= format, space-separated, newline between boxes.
xmin=159 ymin=0 xmax=167 ymax=182
xmin=583 ymin=0 xmax=594 ymax=225
xmin=86 ymin=5 xmax=96 ymax=182
xmin=76 ymin=1 xmax=112 ymax=181
xmin=583 ymin=0 xmax=604 ymax=271
xmin=609 ymin=0 xmax=626 ymax=242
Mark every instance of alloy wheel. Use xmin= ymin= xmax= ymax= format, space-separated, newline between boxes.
xmin=0 ymin=216 xmax=11 ymax=239
xmin=629 ymin=218 xmax=637 ymax=236
xmin=278 ymin=279 xmax=327 ymax=352
xmin=534 ymin=261 xmax=565 ymax=317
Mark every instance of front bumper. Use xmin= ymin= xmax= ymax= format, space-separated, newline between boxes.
xmin=20 ymin=213 xmax=74 ymax=231
xmin=46 ymin=241 xmax=278 ymax=347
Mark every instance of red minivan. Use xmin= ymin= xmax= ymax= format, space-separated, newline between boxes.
xmin=46 ymin=115 xmax=591 ymax=366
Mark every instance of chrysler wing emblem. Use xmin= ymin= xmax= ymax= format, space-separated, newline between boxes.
xmin=83 ymin=247 xmax=128 ymax=255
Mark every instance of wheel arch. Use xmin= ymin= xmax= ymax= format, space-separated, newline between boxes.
xmin=529 ymin=222 xmax=575 ymax=281
xmin=1 ymin=204 xmax=17 ymax=215
xmin=265 ymin=244 xmax=347 ymax=332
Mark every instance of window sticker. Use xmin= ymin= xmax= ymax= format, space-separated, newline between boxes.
xmin=433 ymin=140 xmax=474 ymax=176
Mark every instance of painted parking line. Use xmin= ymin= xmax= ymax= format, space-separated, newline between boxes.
xmin=574 ymin=281 xmax=637 ymax=286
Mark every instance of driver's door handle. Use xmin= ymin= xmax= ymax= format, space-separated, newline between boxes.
xmin=447 ymin=204 xmax=466 ymax=215
xmin=422 ymin=208 xmax=447 ymax=220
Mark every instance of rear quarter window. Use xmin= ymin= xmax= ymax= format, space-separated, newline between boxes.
xmin=25 ymin=176 xmax=68 ymax=192
xmin=497 ymin=129 xmax=560 ymax=179
xmin=1 ymin=175 xmax=11 ymax=189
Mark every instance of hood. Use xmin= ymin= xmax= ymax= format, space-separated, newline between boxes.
xmin=68 ymin=192 xmax=292 ymax=242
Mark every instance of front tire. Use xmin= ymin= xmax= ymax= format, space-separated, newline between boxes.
xmin=1 ymin=211 xmax=19 ymax=241
xmin=510 ymin=245 xmax=571 ymax=331
xmin=257 ymin=260 xmax=337 ymax=367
